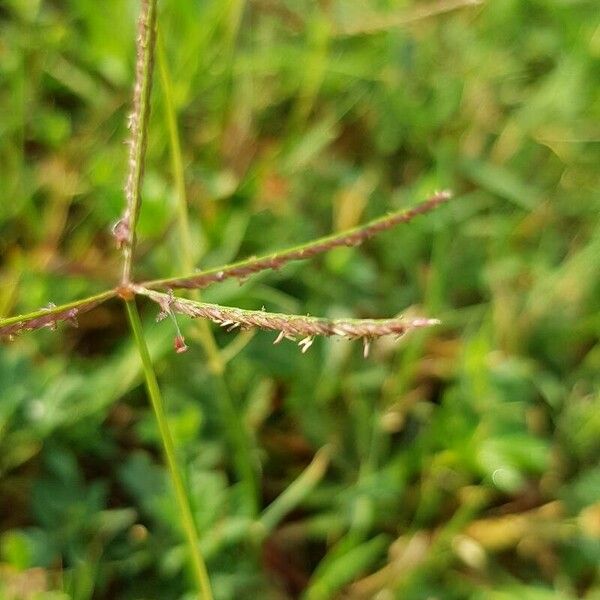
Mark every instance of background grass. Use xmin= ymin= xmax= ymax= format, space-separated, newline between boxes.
xmin=1 ymin=0 xmax=599 ymax=598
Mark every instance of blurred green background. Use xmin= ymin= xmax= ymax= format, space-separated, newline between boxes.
xmin=1 ymin=0 xmax=599 ymax=598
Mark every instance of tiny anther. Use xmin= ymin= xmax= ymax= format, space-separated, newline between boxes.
xmin=298 ymin=336 xmax=314 ymax=354
xmin=174 ymin=334 xmax=188 ymax=354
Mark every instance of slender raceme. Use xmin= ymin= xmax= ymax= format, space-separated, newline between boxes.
xmin=114 ymin=0 xmax=159 ymax=284
xmin=0 ymin=290 xmax=116 ymax=337
xmin=134 ymin=286 xmax=441 ymax=356
xmin=142 ymin=190 xmax=452 ymax=291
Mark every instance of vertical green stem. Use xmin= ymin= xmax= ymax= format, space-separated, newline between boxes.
xmin=157 ymin=33 xmax=259 ymax=516
xmin=156 ymin=32 xmax=193 ymax=271
xmin=125 ymin=299 xmax=214 ymax=600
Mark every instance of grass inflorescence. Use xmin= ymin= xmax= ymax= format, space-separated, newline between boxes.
xmin=1 ymin=0 xmax=598 ymax=598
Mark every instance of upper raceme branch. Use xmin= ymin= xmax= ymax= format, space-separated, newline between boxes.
xmin=143 ymin=190 xmax=452 ymax=292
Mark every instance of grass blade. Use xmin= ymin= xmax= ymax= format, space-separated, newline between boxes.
xmin=259 ymin=445 xmax=331 ymax=534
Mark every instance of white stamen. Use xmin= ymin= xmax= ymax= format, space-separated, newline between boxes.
xmin=363 ymin=338 xmax=371 ymax=358
xmin=298 ymin=336 xmax=314 ymax=354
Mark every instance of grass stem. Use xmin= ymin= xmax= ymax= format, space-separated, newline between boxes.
xmin=156 ymin=32 xmax=194 ymax=271
xmin=157 ymin=38 xmax=259 ymax=516
xmin=125 ymin=299 xmax=213 ymax=600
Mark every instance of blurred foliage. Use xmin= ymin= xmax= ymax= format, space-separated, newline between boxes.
xmin=1 ymin=0 xmax=599 ymax=598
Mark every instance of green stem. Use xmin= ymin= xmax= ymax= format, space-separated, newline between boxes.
xmin=125 ymin=299 xmax=213 ymax=600
xmin=157 ymin=35 xmax=259 ymax=516
xmin=156 ymin=31 xmax=193 ymax=271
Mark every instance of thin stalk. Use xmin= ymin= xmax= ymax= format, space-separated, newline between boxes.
xmin=214 ymin=0 xmax=246 ymax=137
xmin=157 ymin=36 xmax=259 ymax=516
xmin=156 ymin=31 xmax=193 ymax=271
xmin=125 ymin=300 xmax=213 ymax=600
